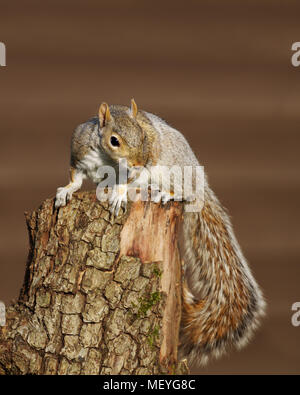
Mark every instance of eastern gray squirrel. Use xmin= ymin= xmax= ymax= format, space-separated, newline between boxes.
xmin=55 ymin=99 xmax=265 ymax=366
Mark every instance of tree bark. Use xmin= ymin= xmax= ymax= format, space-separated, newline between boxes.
xmin=0 ymin=192 xmax=188 ymax=375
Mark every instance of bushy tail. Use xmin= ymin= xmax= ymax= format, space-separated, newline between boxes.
xmin=179 ymin=188 xmax=266 ymax=366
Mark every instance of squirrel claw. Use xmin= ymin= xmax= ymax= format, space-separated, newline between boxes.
xmin=109 ymin=197 xmax=127 ymax=216
xmin=109 ymin=185 xmax=127 ymax=216
xmin=55 ymin=186 xmax=73 ymax=208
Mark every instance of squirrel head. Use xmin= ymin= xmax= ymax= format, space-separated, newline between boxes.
xmin=98 ymin=99 xmax=147 ymax=167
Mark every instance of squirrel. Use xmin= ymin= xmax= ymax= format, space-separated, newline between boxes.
xmin=55 ymin=99 xmax=266 ymax=366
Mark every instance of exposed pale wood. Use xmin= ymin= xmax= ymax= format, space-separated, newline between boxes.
xmin=120 ymin=200 xmax=184 ymax=371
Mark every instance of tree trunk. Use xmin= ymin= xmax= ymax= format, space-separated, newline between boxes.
xmin=0 ymin=192 xmax=188 ymax=375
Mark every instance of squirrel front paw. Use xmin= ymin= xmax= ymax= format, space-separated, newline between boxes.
xmin=55 ymin=186 xmax=74 ymax=208
xmin=109 ymin=185 xmax=127 ymax=216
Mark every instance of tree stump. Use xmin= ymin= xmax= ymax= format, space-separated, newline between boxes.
xmin=0 ymin=192 xmax=188 ymax=375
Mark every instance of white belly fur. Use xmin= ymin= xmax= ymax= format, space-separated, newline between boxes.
xmin=78 ymin=149 xmax=107 ymax=184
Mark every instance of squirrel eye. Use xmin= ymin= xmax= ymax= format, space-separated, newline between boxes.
xmin=110 ymin=135 xmax=120 ymax=147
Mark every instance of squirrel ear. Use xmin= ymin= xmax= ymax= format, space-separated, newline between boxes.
xmin=99 ymin=102 xmax=111 ymax=128
xmin=130 ymin=98 xmax=138 ymax=118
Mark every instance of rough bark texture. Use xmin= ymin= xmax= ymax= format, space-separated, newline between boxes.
xmin=0 ymin=192 xmax=188 ymax=375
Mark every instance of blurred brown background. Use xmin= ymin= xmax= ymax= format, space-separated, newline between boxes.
xmin=0 ymin=0 xmax=299 ymax=374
